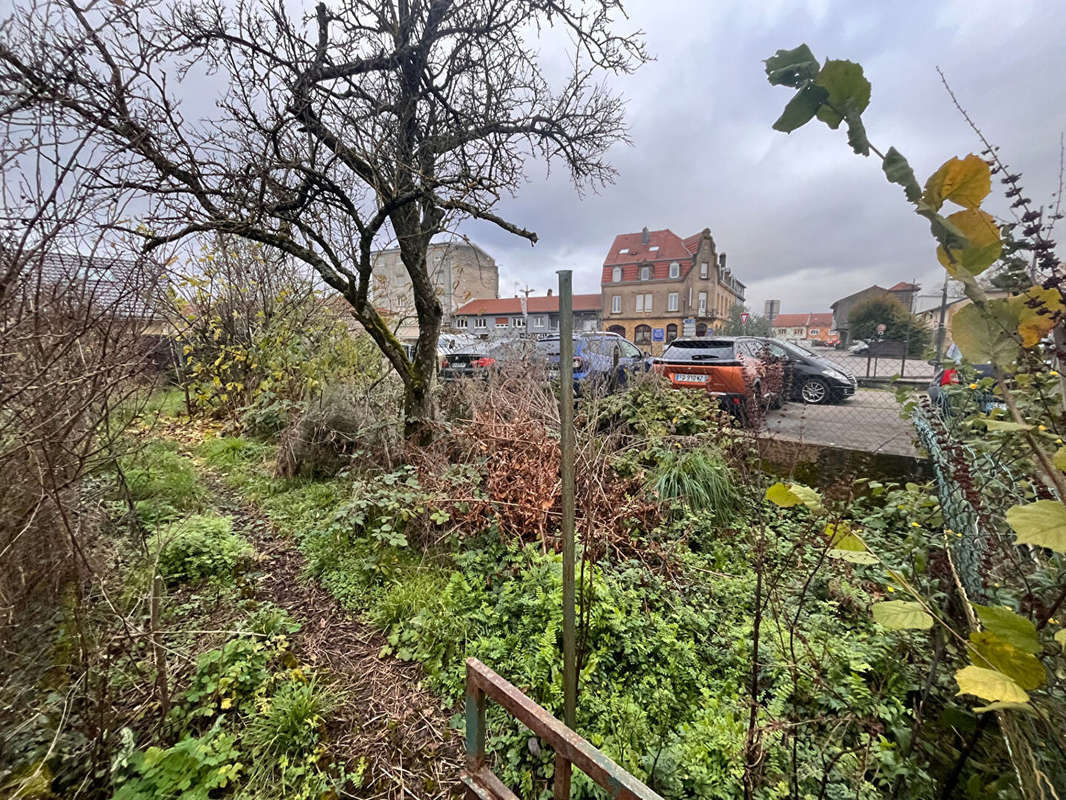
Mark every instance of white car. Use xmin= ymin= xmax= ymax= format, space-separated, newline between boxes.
xmin=847 ymin=340 xmax=869 ymax=354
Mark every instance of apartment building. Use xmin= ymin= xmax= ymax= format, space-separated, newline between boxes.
xmin=600 ymin=227 xmax=745 ymax=354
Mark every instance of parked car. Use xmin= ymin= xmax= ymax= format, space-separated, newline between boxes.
xmin=847 ymin=339 xmax=869 ymax=354
xmin=651 ymin=336 xmax=783 ymax=422
xmin=756 ymin=338 xmax=857 ymax=404
xmin=535 ymin=332 xmax=646 ymax=391
xmin=439 ymin=346 xmax=497 ymax=380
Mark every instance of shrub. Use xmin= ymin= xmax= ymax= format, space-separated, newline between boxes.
xmin=276 ymin=385 xmax=400 ymax=478
xmin=111 ymin=726 xmax=242 ymax=800
xmin=247 ymin=678 xmax=335 ymax=761
xmin=651 ymin=448 xmax=742 ymax=522
xmin=155 ymin=514 xmax=250 ymax=586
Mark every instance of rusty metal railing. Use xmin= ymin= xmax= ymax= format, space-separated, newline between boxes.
xmin=461 ymin=658 xmax=665 ymax=800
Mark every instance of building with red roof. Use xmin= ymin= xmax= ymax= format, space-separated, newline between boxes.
xmin=600 ymin=226 xmax=745 ymax=354
xmin=770 ymin=312 xmax=837 ymax=345
xmin=453 ymin=292 xmax=602 ymax=335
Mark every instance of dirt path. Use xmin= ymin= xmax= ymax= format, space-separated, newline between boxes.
xmin=205 ymin=472 xmax=464 ymax=800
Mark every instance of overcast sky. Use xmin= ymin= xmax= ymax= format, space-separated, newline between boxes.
xmin=461 ymin=0 xmax=1066 ymax=316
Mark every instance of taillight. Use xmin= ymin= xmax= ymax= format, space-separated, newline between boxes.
xmin=572 ymin=357 xmax=584 ymax=372
xmin=473 ymin=357 xmax=496 ymax=368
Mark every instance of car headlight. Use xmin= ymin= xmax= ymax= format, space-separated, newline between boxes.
xmin=822 ymin=368 xmax=847 ymax=382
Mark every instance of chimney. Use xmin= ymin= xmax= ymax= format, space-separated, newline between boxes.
xmin=547 ymin=288 xmax=553 ymax=296
xmin=641 ymin=226 xmax=649 ymax=245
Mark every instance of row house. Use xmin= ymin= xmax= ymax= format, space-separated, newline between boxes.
xmin=769 ymin=313 xmax=836 ymax=346
xmin=600 ymin=227 xmax=745 ymax=354
xmin=452 ymin=292 xmax=602 ymax=336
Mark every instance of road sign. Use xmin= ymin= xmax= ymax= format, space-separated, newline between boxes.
xmin=652 ymin=327 xmax=665 ymax=342
xmin=682 ymin=317 xmax=696 ymax=336
xmin=740 ymin=312 xmax=750 ymax=324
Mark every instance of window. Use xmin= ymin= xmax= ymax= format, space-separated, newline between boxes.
xmin=649 ymin=245 xmax=660 ymax=253
xmin=697 ymin=292 xmax=707 ymax=316
xmin=809 ymin=329 xmax=819 ymax=337
xmin=667 ymin=292 xmax=679 ymax=312
xmin=636 ymin=293 xmax=652 ymax=312
xmin=669 ymin=261 xmax=680 ymax=279
xmin=474 ymin=317 xmax=487 ymax=329
xmin=634 ymin=324 xmax=652 ymax=345
xmin=666 ymin=323 xmax=678 ymax=343
xmin=619 ymin=248 xmax=629 ymax=254
xmin=700 ymin=262 xmax=708 ymax=279
xmin=551 ymin=316 xmax=559 ymax=329
xmin=640 ymin=265 xmax=651 ymax=281
xmin=533 ymin=315 xmax=546 ymax=328
xmin=607 ymin=324 xmax=626 ymax=336
xmin=611 ymin=266 xmax=622 ymax=282
xmin=695 ymin=322 xmax=708 ymax=337
xmin=455 ymin=317 xmax=468 ymax=328
xmin=688 ymin=288 xmax=693 ymax=310
xmin=619 ymin=340 xmax=642 ymax=358
xmin=635 ymin=294 xmax=643 ymax=313
xmin=512 ymin=317 xmax=525 ymax=328
xmin=644 ymin=293 xmax=652 ymax=312
xmin=611 ymin=295 xmax=621 ymax=314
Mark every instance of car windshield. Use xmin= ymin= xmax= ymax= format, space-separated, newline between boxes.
xmin=777 ymin=339 xmax=818 ymax=359
xmin=660 ymin=339 xmax=735 ymax=361
xmin=535 ymin=335 xmax=619 ymax=357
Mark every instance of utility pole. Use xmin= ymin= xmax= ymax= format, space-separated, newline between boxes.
xmin=518 ymin=283 xmax=534 ymax=336
xmin=557 ymin=270 xmax=576 ymax=731
xmin=934 ymin=274 xmax=950 ymax=365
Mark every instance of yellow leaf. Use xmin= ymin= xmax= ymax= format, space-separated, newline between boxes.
xmin=1013 ymin=286 xmax=1065 ymax=348
xmin=955 ymin=665 xmax=1029 ymax=704
xmin=968 ymin=631 xmax=1045 ymax=690
xmin=1054 ymin=447 xmax=1066 ymax=473
xmin=220 ymin=696 xmax=233 ymax=709
xmin=1054 ymin=629 xmax=1066 ymax=647
xmin=936 ymin=209 xmax=1002 ymax=275
xmin=1006 ymin=500 xmax=1066 ymax=553
xmin=923 ymin=154 xmax=991 ymax=211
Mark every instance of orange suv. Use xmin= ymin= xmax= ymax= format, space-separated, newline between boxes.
xmin=651 ymin=336 xmax=783 ymax=423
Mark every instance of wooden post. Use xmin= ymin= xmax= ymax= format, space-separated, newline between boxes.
xmin=557 ymin=270 xmax=577 ymax=730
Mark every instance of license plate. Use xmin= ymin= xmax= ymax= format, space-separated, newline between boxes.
xmin=674 ymin=373 xmax=708 ymax=383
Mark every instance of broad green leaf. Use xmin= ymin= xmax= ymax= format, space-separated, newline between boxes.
xmin=872 ymin=600 xmax=933 ymax=630
xmin=984 ymin=419 xmax=1033 ymax=432
xmin=968 ymin=631 xmax=1045 ymax=690
xmin=974 ymin=605 xmax=1041 ymax=653
xmin=936 ymin=209 xmax=1002 ymax=275
xmin=773 ymin=83 xmax=829 ymax=132
xmin=951 ymin=301 xmax=1020 ymax=367
xmin=1006 ymin=500 xmax=1066 ymax=552
xmin=765 ymin=482 xmax=802 ymax=507
xmin=788 ymin=483 xmax=823 ymax=513
xmin=1054 ymin=447 xmax=1066 ymax=473
xmin=882 ymin=147 xmax=922 ymax=203
xmin=1012 ymin=286 xmax=1065 ymax=348
xmin=1055 ymin=629 xmax=1066 ymax=647
xmin=972 ymin=701 xmax=1037 ymax=715
xmin=765 ymin=44 xmax=820 ymax=87
xmin=825 ymin=523 xmax=876 ymax=562
xmin=814 ymin=60 xmax=871 ymax=129
xmin=955 ymin=665 xmax=1029 ymax=704
xmin=923 ymin=155 xmax=991 ymax=211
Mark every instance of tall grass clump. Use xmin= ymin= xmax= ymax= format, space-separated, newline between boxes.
xmin=652 ymin=449 xmax=742 ymax=522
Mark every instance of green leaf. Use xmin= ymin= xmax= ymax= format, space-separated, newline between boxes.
xmin=882 ymin=147 xmax=922 ymax=203
xmin=968 ymin=631 xmax=1045 ymax=690
xmin=765 ymin=44 xmax=820 ymax=87
xmin=1054 ymin=629 xmax=1066 ymax=647
xmin=984 ymin=420 xmax=1033 ymax=432
xmin=814 ymin=60 xmax=871 ymax=129
xmin=923 ymin=154 xmax=991 ymax=211
xmin=872 ymin=600 xmax=933 ymax=630
xmin=1006 ymin=500 xmax=1066 ymax=552
xmin=972 ymin=701 xmax=1037 ymax=715
xmin=772 ymin=83 xmax=829 ymax=133
xmin=788 ymin=483 xmax=823 ymax=513
xmin=1054 ymin=447 xmax=1066 ymax=473
xmin=950 ymin=301 xmax=1021 ymax=367
xmin=845 ymin=108 xmax=869 ymax=156
xmin=955 ymin=665 xmax=1029 ymax=704
xmin=974 ymin=605 xmax=1041 ymax=653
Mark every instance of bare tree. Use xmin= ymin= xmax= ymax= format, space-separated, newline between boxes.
xmin=0 ymin=0 xmax=646 ymax=439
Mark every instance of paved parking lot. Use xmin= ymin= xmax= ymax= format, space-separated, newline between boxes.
xmin=760 ymin=389 xmax=919 ymax=457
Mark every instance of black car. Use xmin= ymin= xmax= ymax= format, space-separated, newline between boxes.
xmin=756 ymin=338 xmax=857 ymax=404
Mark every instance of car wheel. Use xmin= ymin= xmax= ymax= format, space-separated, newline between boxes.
xmin=799 ymin=377 xmax=830 ymax=404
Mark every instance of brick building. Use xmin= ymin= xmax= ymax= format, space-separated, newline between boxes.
xmin=600 ymin=227 xmax=744 ymax=354
xmin=370 ymin=240 xmax=499 ymax=342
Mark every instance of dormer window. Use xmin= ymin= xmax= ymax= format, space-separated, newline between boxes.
xmin=640 ymin=265 xmax=651 ymax=281
xmin=619 ymin=248 xmax=629 ymax=254
xmin=649 ymin=245 xmax=659 ymax=253
xmin=669 ymin=261 xmax=680 ymax=279
xmin=612 ymin=266 xmax=622 ymax=282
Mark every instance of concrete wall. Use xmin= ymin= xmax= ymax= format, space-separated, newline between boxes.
xmin=371 ymin=241 xmax=499 ymax=341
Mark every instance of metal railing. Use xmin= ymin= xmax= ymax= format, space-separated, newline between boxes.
xmin=462 ymin=658 xmax=664 ymax=800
